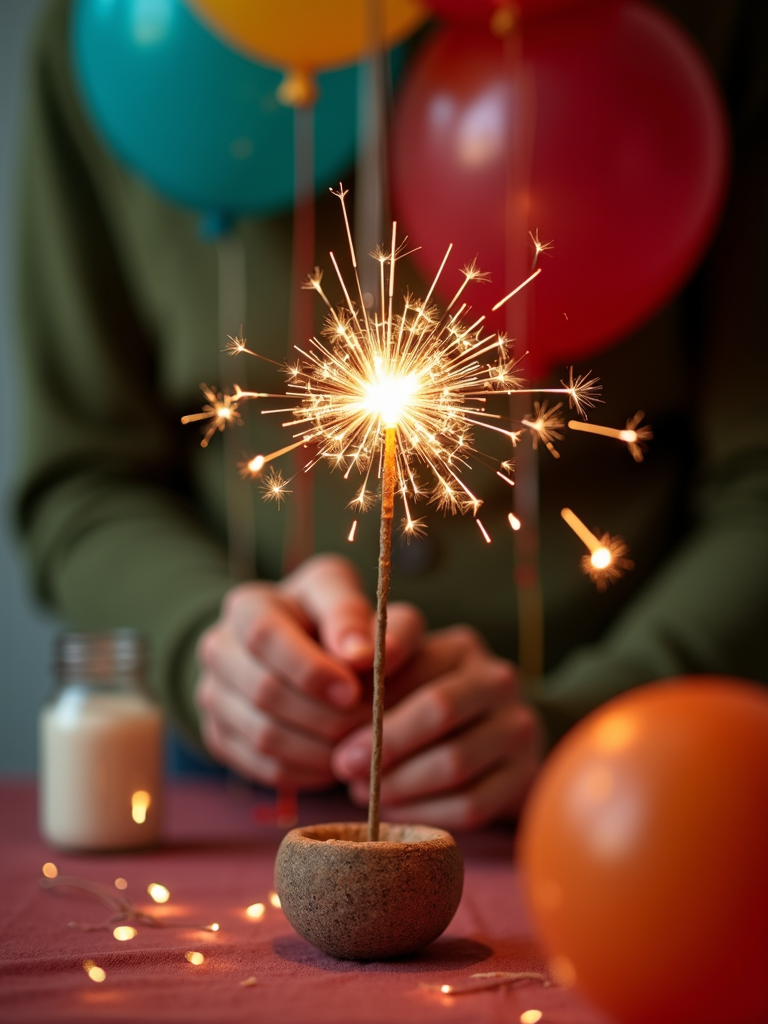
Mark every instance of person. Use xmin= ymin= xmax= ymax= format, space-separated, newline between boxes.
xmin=15 ymin=0 xmax=767 ymax=828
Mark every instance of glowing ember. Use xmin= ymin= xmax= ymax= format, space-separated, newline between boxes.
xmin=560 ymin=507 xmax=633 ymax=590
xmin=568 ymin=410 xmax=652 ymax=462
xmin=147 ymin=883 xmax=170 ymax=904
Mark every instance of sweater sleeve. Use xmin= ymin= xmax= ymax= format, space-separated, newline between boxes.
xmin=14 ymin=0 xmax=231 ymax=739
xmin=532 ymin=0 xmax=768 ymax=743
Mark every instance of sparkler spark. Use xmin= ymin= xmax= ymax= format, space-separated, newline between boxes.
xmin=189 ymin=192 xmax=599 ymax=540
xmin=180 ymin=385 xmax=242 ymax=448
xmin=260 ymin=469 xmax=291 ymax=506
xmin=568 ymin=410 xmax=653 ymax=462
xmin=560 ymin=507 xmax=634 ymax=591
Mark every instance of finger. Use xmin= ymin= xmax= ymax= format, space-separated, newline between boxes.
xmin=282 ymin=554 xmax=375 ymax=667
xmin=206 ymin=675 xmax=337 ymax=776
xmin=333 ymin=649 xmax=515 ymax=779
xmin=200 ymin=627 xmax=368 ymax=742
xmin=382 ymin=602 xmax=427 ymax=676
xmin=206 ymin=715 xmax=337 ymax=790
xmin=375 ymin=713 xmax=517 ymax=805
xmin=352 ymin=760 xmax=537 ymax=830
xmin=226 ymin=586 xmax=361 ymax=709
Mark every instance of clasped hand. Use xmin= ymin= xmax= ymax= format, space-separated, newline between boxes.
xmin=196 ymin=554 xmax=541 ymax=828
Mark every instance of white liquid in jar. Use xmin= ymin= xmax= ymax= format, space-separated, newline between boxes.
xmin=40 ymin=689 xmax=162 ymax=850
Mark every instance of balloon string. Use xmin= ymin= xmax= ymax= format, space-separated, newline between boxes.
xmin=283 ymin=104 xmax=316 ymax=575
xmin=217 ymin=234 xmax=254 ymax=581
xmin=354 ymin=0 xmax=389 ymax=305
xmin=503 ymin=23 xmax=545 ymax=683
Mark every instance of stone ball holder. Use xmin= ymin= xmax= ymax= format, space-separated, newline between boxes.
xmin=275 ymin=822 xmax=464 ymax=960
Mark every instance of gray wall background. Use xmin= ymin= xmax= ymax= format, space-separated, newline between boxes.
xmin=0 ymin=0 xmax=57 ymax=774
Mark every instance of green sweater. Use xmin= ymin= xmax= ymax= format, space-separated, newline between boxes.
xmin=15 ymin=0 xmax=768 ymax=749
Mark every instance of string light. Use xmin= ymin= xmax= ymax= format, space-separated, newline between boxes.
xmin=268 ymin=891 xmax=281 ymax=909
xmin=246 ymin=903 xmax=265 ymax=920
xmin=41 ymin=863 xmax=57 ymax=879
xmin=521 ymin=1012 xmax=543 ymax=1024
xmin=206 ymin=923 xmax=220 ymax=932
xmin=147 ymin=883 xmax=170 ymax=904
xmin=433 ymin=971 xmax=550 ymax=996
xmin=82 ymin=960 xmax=106 ymax=983
xmin=131 ymin=790 xmax=151 ymax=824
xmin=113 ymin=925 xmax=137 ymax=941
xmin=185 ymin=951 xmax=205 ymax=966
xmin=114 ymin=878 xmax=128 ymax=890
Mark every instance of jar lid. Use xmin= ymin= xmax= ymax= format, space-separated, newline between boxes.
xmin=56 ymin=630 xmax=145 ymax=678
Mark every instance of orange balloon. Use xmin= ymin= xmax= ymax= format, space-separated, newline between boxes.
xmin=189 ymin=0 xmax=427 ymax=104
xmin=517 ymin=677 xmax=768 ymax=1024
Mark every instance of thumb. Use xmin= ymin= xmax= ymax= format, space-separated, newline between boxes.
xmin=281 ymin=554 xmax=375 ymax=669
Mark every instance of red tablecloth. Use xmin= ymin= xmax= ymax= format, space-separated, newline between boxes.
xmin=0 ymin=781 xmax=615 ymax=1024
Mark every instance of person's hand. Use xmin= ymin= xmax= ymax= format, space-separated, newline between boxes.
xmin=195 ymin=554 xmax=425 ymax=788
xmin=332 ymin=625 xmax=543 ymax=828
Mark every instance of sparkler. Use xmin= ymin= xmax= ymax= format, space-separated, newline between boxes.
xmin=183 ymin=186 xmax=634 ymax=840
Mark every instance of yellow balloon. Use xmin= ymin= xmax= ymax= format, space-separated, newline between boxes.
xmin=189 ymin=0 xmax=428 ymax=104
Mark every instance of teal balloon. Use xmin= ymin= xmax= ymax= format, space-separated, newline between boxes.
xmin=70 ymin=0 xmax=360 ymax=217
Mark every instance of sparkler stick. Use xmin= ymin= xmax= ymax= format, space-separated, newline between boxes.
xmin=369 ymin=426 xmax=397 ymax=842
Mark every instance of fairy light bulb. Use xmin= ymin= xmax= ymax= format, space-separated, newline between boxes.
xmin=147 ymin=883 xmax=170 ymax=903
xmin=246 ymin=903 xmax=265 ymax=920
xmin=185 ymin=951 xmax=204 ymax=966
xmin=113 ymin=926 xmax=137 ymax=941
xmin=131 ymin=790 xmax=151 ymax=824
xmin=83 ymin=960 xmax=106 ymax=983
xmin=42 ymin=862 xmax=58 ymax=878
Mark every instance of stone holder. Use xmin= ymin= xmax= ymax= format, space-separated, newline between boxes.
xmin=275 ymin=822 xmax=464 ymax=960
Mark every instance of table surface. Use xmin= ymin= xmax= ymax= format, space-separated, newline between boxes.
xmin=0 ymin=781 xmax=615 ymax=1024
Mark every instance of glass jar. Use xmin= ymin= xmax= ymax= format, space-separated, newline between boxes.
xmin=39 ymin=630 xmax=163 ymax=851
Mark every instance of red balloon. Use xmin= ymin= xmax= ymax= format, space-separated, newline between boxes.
xmin=424 ymin=0 xmax=590 ymax=23
xmin=517 ymin=678 xmax=768 ymax=1024
xmin=391 ymin=1 xmax=728 ymax=378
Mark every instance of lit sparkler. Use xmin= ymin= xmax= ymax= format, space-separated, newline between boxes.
xmin=182 ymin=186 xmax=616 ymax=841
xmin=560 ymin=507 xmax=634 ymax=591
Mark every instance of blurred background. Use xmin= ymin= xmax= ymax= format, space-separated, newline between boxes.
xmin=0 ymin=0 xmax=56 ymax=774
